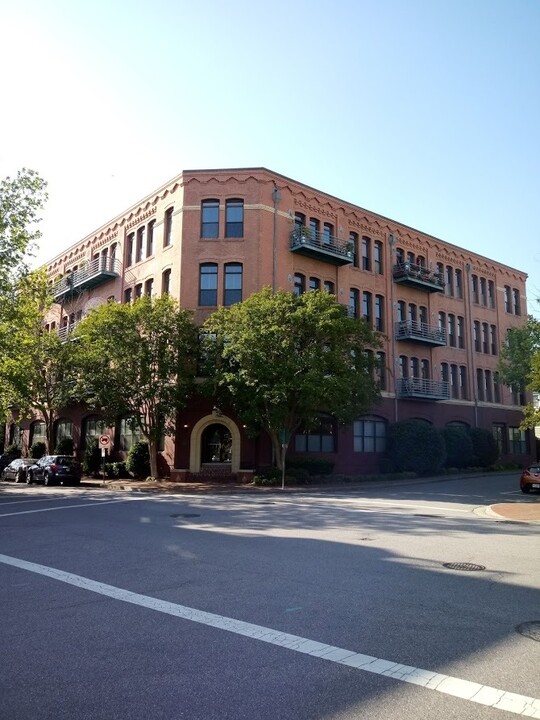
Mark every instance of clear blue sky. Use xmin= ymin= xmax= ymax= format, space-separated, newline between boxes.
xmin=2 ymin=0 xmax=539 ymax=315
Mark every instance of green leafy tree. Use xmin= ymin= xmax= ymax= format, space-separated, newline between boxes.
xmin=0 ymin=271 xmax=78 ymax=450
xmin=497 ymin=316 xmax=540 ymax=429
xmin=73 ymin=295 xmax=198 ymax=479
xmin=203 ymin=288 xmax=381 ymax=471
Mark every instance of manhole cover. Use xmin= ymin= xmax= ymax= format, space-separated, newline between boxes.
xmin=516 ymin=622 xmax=540 ymax=642
xmin=170 ymin=513 xmax=200 ymax=519
xmin=443 ymin=562 xmax=486 ymax=572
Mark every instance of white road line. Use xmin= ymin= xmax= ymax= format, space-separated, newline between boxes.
xmin=0 ymin=553 xmax=538 ymax=717
xmin=0 ymin=499 xmax=134 ymax=517
xmin=0 ymin=496 xmax=92 ymax=506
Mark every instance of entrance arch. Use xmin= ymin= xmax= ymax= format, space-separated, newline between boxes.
xmin=189 ymin=415 xmax=241 ymax=473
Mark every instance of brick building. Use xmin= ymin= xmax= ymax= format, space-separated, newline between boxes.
xmin=6 ymin=168 xmax=535 ymax=476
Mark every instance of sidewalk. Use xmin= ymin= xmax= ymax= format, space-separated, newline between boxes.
xmin=82 ymin=476 xmax=540 ymax=523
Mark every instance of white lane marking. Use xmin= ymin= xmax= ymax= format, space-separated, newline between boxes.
xmin=0 ymin=554 xmax=538 ymax=716
xmin=0 ymin=499 xmax=134 ymax=518
xmin=0 ymin=496 xmax=94 ymax=506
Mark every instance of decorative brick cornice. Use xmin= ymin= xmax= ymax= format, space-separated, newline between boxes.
xmin=125 ymin=208 xmax=156 ymax=231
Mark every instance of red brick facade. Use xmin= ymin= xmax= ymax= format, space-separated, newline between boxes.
xmin=5 ymin=168 xmax=534 ymax=475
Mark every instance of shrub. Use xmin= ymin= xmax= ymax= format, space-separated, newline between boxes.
xmin=284 ymin=467 xmax=311 ymax=484
xmin=104 ymin=461 xmax=131 ymax=479
xmin=82 ymin=437 xmax=102 ymax=476
xmin=468 ymin=428 xmax=499 ymax=467
xmin=384 ymin=420 xmax=446 ymax=475
xmin=286 ymin=457 xmax=334 ymax=475
xmin=55 ymin=437 xmax=74 ymax=455
xmin=442 ymin=427 xmax=473 ymax=469
xmin=126 ymin=441 xmax=150 ymax=479
xmin=30 ymin=441 xmax=46 ymax=459
xmin=4 ymin=444 xmax=21 ymax=458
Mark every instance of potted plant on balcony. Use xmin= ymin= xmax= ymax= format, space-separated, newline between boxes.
xmin=298 ymin=225 xmax=312 ymax=244
xmin=346 ymin=241 xmax=355 ymax=258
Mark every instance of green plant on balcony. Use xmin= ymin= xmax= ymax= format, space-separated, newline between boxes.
xmin=346 ymin=241 xmax=354 ymax=257
xmin=297 ymin=225 xmax=312 ymax=243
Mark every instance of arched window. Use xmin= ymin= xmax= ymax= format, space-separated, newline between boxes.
xmin=294 ymin=415 xmax=336 ymax=452
xmin=224 ymin=263 xmax=243 ymax=306
xmin=199 ymin=263 xmax=218 ymax=306
xmin=30 ymin=421 xmax=47 ymax=447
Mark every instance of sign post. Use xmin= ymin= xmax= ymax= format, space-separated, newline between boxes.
xmin=98 ymin=435 xmax=111 ymax=482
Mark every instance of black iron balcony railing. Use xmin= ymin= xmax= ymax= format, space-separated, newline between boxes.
xmin=394 ymin=320 xmax=446 ymax=346
xmin=52 ymin=257 xmax=121 ymax=303
xmin=396 ymin=377 xmax=449 ymax=400
xmin=290 ymin=227 xmax=354 ymax=266
xmin=392 ymin=261 xmax=445 ymax=292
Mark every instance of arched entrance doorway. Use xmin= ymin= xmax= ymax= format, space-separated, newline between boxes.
xmin=201 ymin=423 xmax=232 ymax=464
xmin=189 ymin=415 xmax=241 ymax=473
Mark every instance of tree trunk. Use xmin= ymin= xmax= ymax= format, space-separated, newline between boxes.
xmin=148 ymin=438 xmax=159 ymax=480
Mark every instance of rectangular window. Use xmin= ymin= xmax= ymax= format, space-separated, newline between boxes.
xmin=504 ymin=286 xmax=512 ymax=313
xmin=375 ymin=294 xmax=384 ymax=331
xmin=353 ymin=418 xmax=386 ymax=453
xmin=376 ymin=352 xmax=386 ymax=390
xmin=124 ymin=288 xmax=132 ymax=304
xmin=323 ymin=280 xmax=334 ymax=295
xmin=474 ymin=321 xmax=481 ymax=352
xmin=362 ymin=237 xmax=371 ymax=271
xmin=201 ymin=200 xmax=219 ymax=238
xmin=224 ymin=263 xmax=242 ymax=306
xmin=509 ymin=427 xmax=527 ymax=454
xmin=144 ymin=278 xmax=153 ymax=297
xmin=162 ymin=269 xmax=171 ymax=295
xmin=134 ymin=284 xmax=143 ymax=300
xmin=450 ymin=364 xmax=459 ymax=398
xmin=455 ymin=269 xmax=463 ymax=298
xmin=349 ymin=288 xmax=359 ymax=318
xmin=493 ymin=423 xmax=506 ymax=454
xmin=482 ymin=323 xmax=489 ymax=353
xmin=199 ymin=264 xmax=218 ymax=306
xmin=457 ymin=316 xmax=465 ymax=349
xmin=480 ymin=277 xmax=487 ymax=306
xmin=490 ymin=325 xmax=497 ymax=355
xmin=477 ymin=369 xmax=485 ymax=401
xmin=119 ymin=418 xmax=142 ymax=451
xmin=459 ymin=366 xmax=468 ymax=400
xmin=225 ymin=199 xmax=244 ymax=238
xmin=294 ymin=274 xmax=305 ymax=295
xmin=126 ymin=233 xmax=134 ymax=267
xmin=164 ymin=207 xmax=173 ymax=247
xmin=471 ymin=274 xmax=479 ymax=303
xmin=485 ymin=369 xmax=493 ymax=402
xmin=513 ymin=288 xmax=521 ymax=315
xmin=373 ymin=241 xmax=383 ymax=274
xmin=147 ymin=220 xmax=155 ymax=256
xmin=309 ymin=277 xmax=320 ymax=291
xmin=322 ymin=223 xmax=333 ymax=246
xmin=494 ymin=372 xmax=501 ymax=403
xmin=448 ymin=315 xmax=456 ymax=347
xmin=136 ymin=226 xmax=145 ymax=263
xmin=350 ymin=232 xmax=359 ymax=268
xmin=488 ymin=280 xmax=495 ymax=308
xmin=445 ymin=266 xmax=454 ymax=296
xmin=362 ymin=291 xmax=372 ymax=324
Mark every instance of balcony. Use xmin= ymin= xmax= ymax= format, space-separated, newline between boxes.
xmin=394 ymin=320 xmax=446 ymax=346
xmin=392 ymin=261 xmax=445 ymax=293
xmin=396 ymin=377 xmax=449 ymax=401
xmin=57 ymin=323 xmax=79 ymax=343
xmin=290 ymin=227 xmax=354 ymax=266
xmin=52 ymin=257 xmax=121 ymax=303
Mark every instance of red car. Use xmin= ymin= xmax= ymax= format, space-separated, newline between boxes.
xmin=520 ymin=465 xmax=540 ymax=494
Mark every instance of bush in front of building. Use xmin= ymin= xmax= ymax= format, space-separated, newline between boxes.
xmin=29 ymin=441 xmax=46 ymax=459
xmin=4 ymin=444 xmax=21 ymax=458
xmin=384 ymin=419 xmax=446 ymax=475
xmin=126 ymin=441 xmax=151 ymax=479
xmin=55 ymin=437 xmax=74 ymax=455
xmin=286 ymin=457 xmax=335 ymax=475
xmin=468 ymin=428 xmax=499 ymax=468
xmin=441 ymin=427 xmax=473 ymax=469
xmin=82 ymin=437 xmax=102 ymax=476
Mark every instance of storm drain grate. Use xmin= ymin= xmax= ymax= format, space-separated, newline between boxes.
xmin=443 ymin=562 xmax=486 ymax=572
xmin=170 ymin=513 xmax=201 ymax=519
xmin=516 ymin=622 xmax=540 ymax=642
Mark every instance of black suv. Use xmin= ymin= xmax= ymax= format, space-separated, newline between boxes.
xmin=27 ymin=456 xmax=82 ymax=486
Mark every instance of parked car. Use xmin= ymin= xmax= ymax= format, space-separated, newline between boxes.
xmin=520 ymin=464 xmax=540 ymax=494
xmin=0 ymin=453 xmax=19 ymax=473
xmin=2 ymin=458 xmax=35 ymax=483
xmin=27 ymin=456 xmax=82 ymax=486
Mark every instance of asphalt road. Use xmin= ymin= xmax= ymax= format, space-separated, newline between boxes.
xmin=1 ymin=474 xmax=539 ymax=720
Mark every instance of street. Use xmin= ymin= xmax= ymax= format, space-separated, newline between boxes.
xmin=1 ymin=474 xmax=539 ymax=719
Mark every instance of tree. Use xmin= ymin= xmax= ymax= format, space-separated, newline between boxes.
xmin=0 ymin=270 xmax=79 ymax=452
xmin=73 ymin=295 xmax=198 ymax=479
xmin=497 ymin=316 xmax=540 ymax=429
xmin=0 ymin=168 xmax=48 ymax=312
xmin=202 ymin=288 xmax=382 ymax=471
